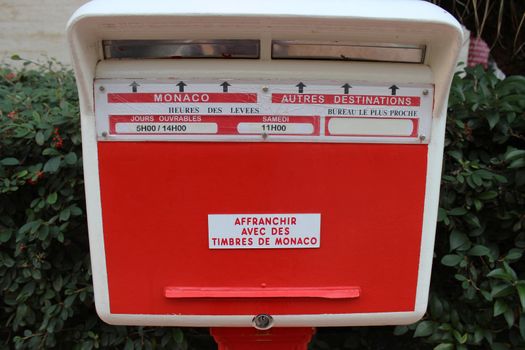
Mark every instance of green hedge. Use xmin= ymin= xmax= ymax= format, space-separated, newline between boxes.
xmin=395 ymin=67 xmax=525 ymax=350
xmin=1 ymin=62 xmax=524 ymax=349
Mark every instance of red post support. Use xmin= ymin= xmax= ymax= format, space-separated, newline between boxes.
xmin=210 ymin=327 xmax=315 ymax=350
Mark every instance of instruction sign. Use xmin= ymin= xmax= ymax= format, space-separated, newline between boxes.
xmin=94 ymin=79 xmax=433 ymax=144
xmin=208 ymin=214 xmax=321 ymax=249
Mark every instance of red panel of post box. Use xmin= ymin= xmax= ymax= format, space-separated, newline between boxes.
xmin=98 ymin=142 xmax=427 ymax=316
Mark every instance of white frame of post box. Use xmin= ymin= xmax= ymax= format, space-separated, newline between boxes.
xmin=67 ymin=0 xmax=462 ymax=327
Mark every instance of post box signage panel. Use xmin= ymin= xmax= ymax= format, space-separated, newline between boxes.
xmin=67 ymin=0 xmax=463 ymax=327
xmin=95 ymin=80 xmax=433 ymax=144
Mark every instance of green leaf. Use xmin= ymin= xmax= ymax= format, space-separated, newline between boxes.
xmin=42 ymin=148 xmax=61 ymax=156
xmin=502 ymin=261 xmax=517 ymax=280
xmin=3 ymin=256 xmax=15 ymax=267
xmin=18 ymin=220 xmax=41 ymax=237
xmin=494 ymin=299 xmax=508 ymax=316
xmin=32 ymin=111 xmax=41 ymax=123
xmin=413 ymin=321 xmax=434 ymax=337
xmin=486 ymin=111 xmax=500 ymax=129
xmin=478 ymin=191 xmax=498 ymax=200
xmin=16 ymin=170 xmax=28 ymax=178
xmin=35 ymin=131 xmax=45 ymax=145
xmin=70 ymin=206 xmax=83 ymax=216
xmin=64 ymin=295 xmax=76 ymax=308
xmin=505 ymin=248 xmax=522 ymax=261
xmin=475 ymin=169 xmax=494 ymax=179
xmin=483 ymin=328 xmax=494 ymax=344
xmin=173 ymin=328 xmax=184 ymax=344
xmin=52 ymin=275 xmax=63 ymax=292
xmin=64 ymin=152 xmax=77 ymax=165
xmin=471 ymin=173 xmax=483 ymax=186
xmin=429 ymin=296 xmax=444 ymax=318
xmin=80 ymin=341 xmax=93 ymax=350
xmin=453 ymin=330 xmax=468 ymax=344
xmin=448 ymin=150 xmax=463 ymax=162
xmin=487 ymin=268 xmax=513 ymax=282
xmin=450 ymin=230 xmax=470 ymax=251
xmin=0 ymin=229 xmax=12 ymax=243
xmin=19 ymin=222 xmax=34 ymax=235
xmin=491 ymin=284 xmax=514 ymax=298
xmin=468 ymin=245 xmax=490 ymax=257
xmin=437 ymin=208 xmax=448 ymax=222
xmin=464 ymin=214 xmax=482 ymax=228
xmin=30 ymin=220 xmax=41 ymax=234
xmin=11 ymin=54 xmax=22 ymax=60
xmin=509 ymin=158 xmax=525 ymax=169
xmin=393 ymin=325 xmax=408 ymax=335
xmin=441 ymin=254 xmax=463 ymax=267
xmin=16 ymin=281 xmax=36 ymax=302
xmin=503 ymin=307 xmax=514 ymax=328
xmin=504 ymin=149 xmax=525 ymax=161
xmin=59 ymin=208 xmax=70 ymax=221
xmin=1 ymin=157 xmax=19 ymax=166
xmin=448 ymin=207 xmax=467 ymax=216
xmin=47 ymin=192 xmax=58 ymax=205
xmin=454 ymin=273 xmax=467 ymax=281
xmin=516 ymin=282 xmax=525 ymax=308
xmin=32 ymin=269 xmax=41 ymax=280
xmin=38 ymin=225 xmax=49 ymax=241
xmin=43 ymin=156 xmax=61 ymax=173
xmin=438 ymin=323 xmax=452 ymax=331
xmin=473 ymin=199 xmax=483 ymax=211
xmin=481 ymin=290 xmax=493 ymax=302
xmin=520 ymin=314 xmax=525 ymax=339
xmin=124 ymin=339 xmax=134 ymax=350
xmin=473 ymin=328 xmax=483 ymax=344
xmin=433 ymin=344 xmax=454 ymax=350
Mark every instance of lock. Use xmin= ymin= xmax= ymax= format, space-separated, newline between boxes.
xmin=252 ymin=314 xmax=274 ymax=330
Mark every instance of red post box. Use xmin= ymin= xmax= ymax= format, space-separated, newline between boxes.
xmin=67 ymin=0 xmax=462 ymax=348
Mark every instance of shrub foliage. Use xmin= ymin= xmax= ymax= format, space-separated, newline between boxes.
xmin=393 ymin=67 xmax=525 ymax=350
xmin=1 ymin=62 xmax=524 ymax=349
xmin=435 ymin=68 xmax=523 ymax=349
xmin=0 ymin=62 xmax=188 ymax=349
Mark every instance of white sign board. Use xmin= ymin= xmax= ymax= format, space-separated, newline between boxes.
xmin=208 ymin=214 xmax=321 ymax=249
xmin=94 ymin=79 xmax=434 ymax=144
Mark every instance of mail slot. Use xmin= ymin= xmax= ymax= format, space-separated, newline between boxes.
xmin=67 ymin=0 xmax=462 ymax=328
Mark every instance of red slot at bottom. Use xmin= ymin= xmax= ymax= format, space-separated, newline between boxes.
xmin=165 ymin=286 xmax=361 ymax=299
